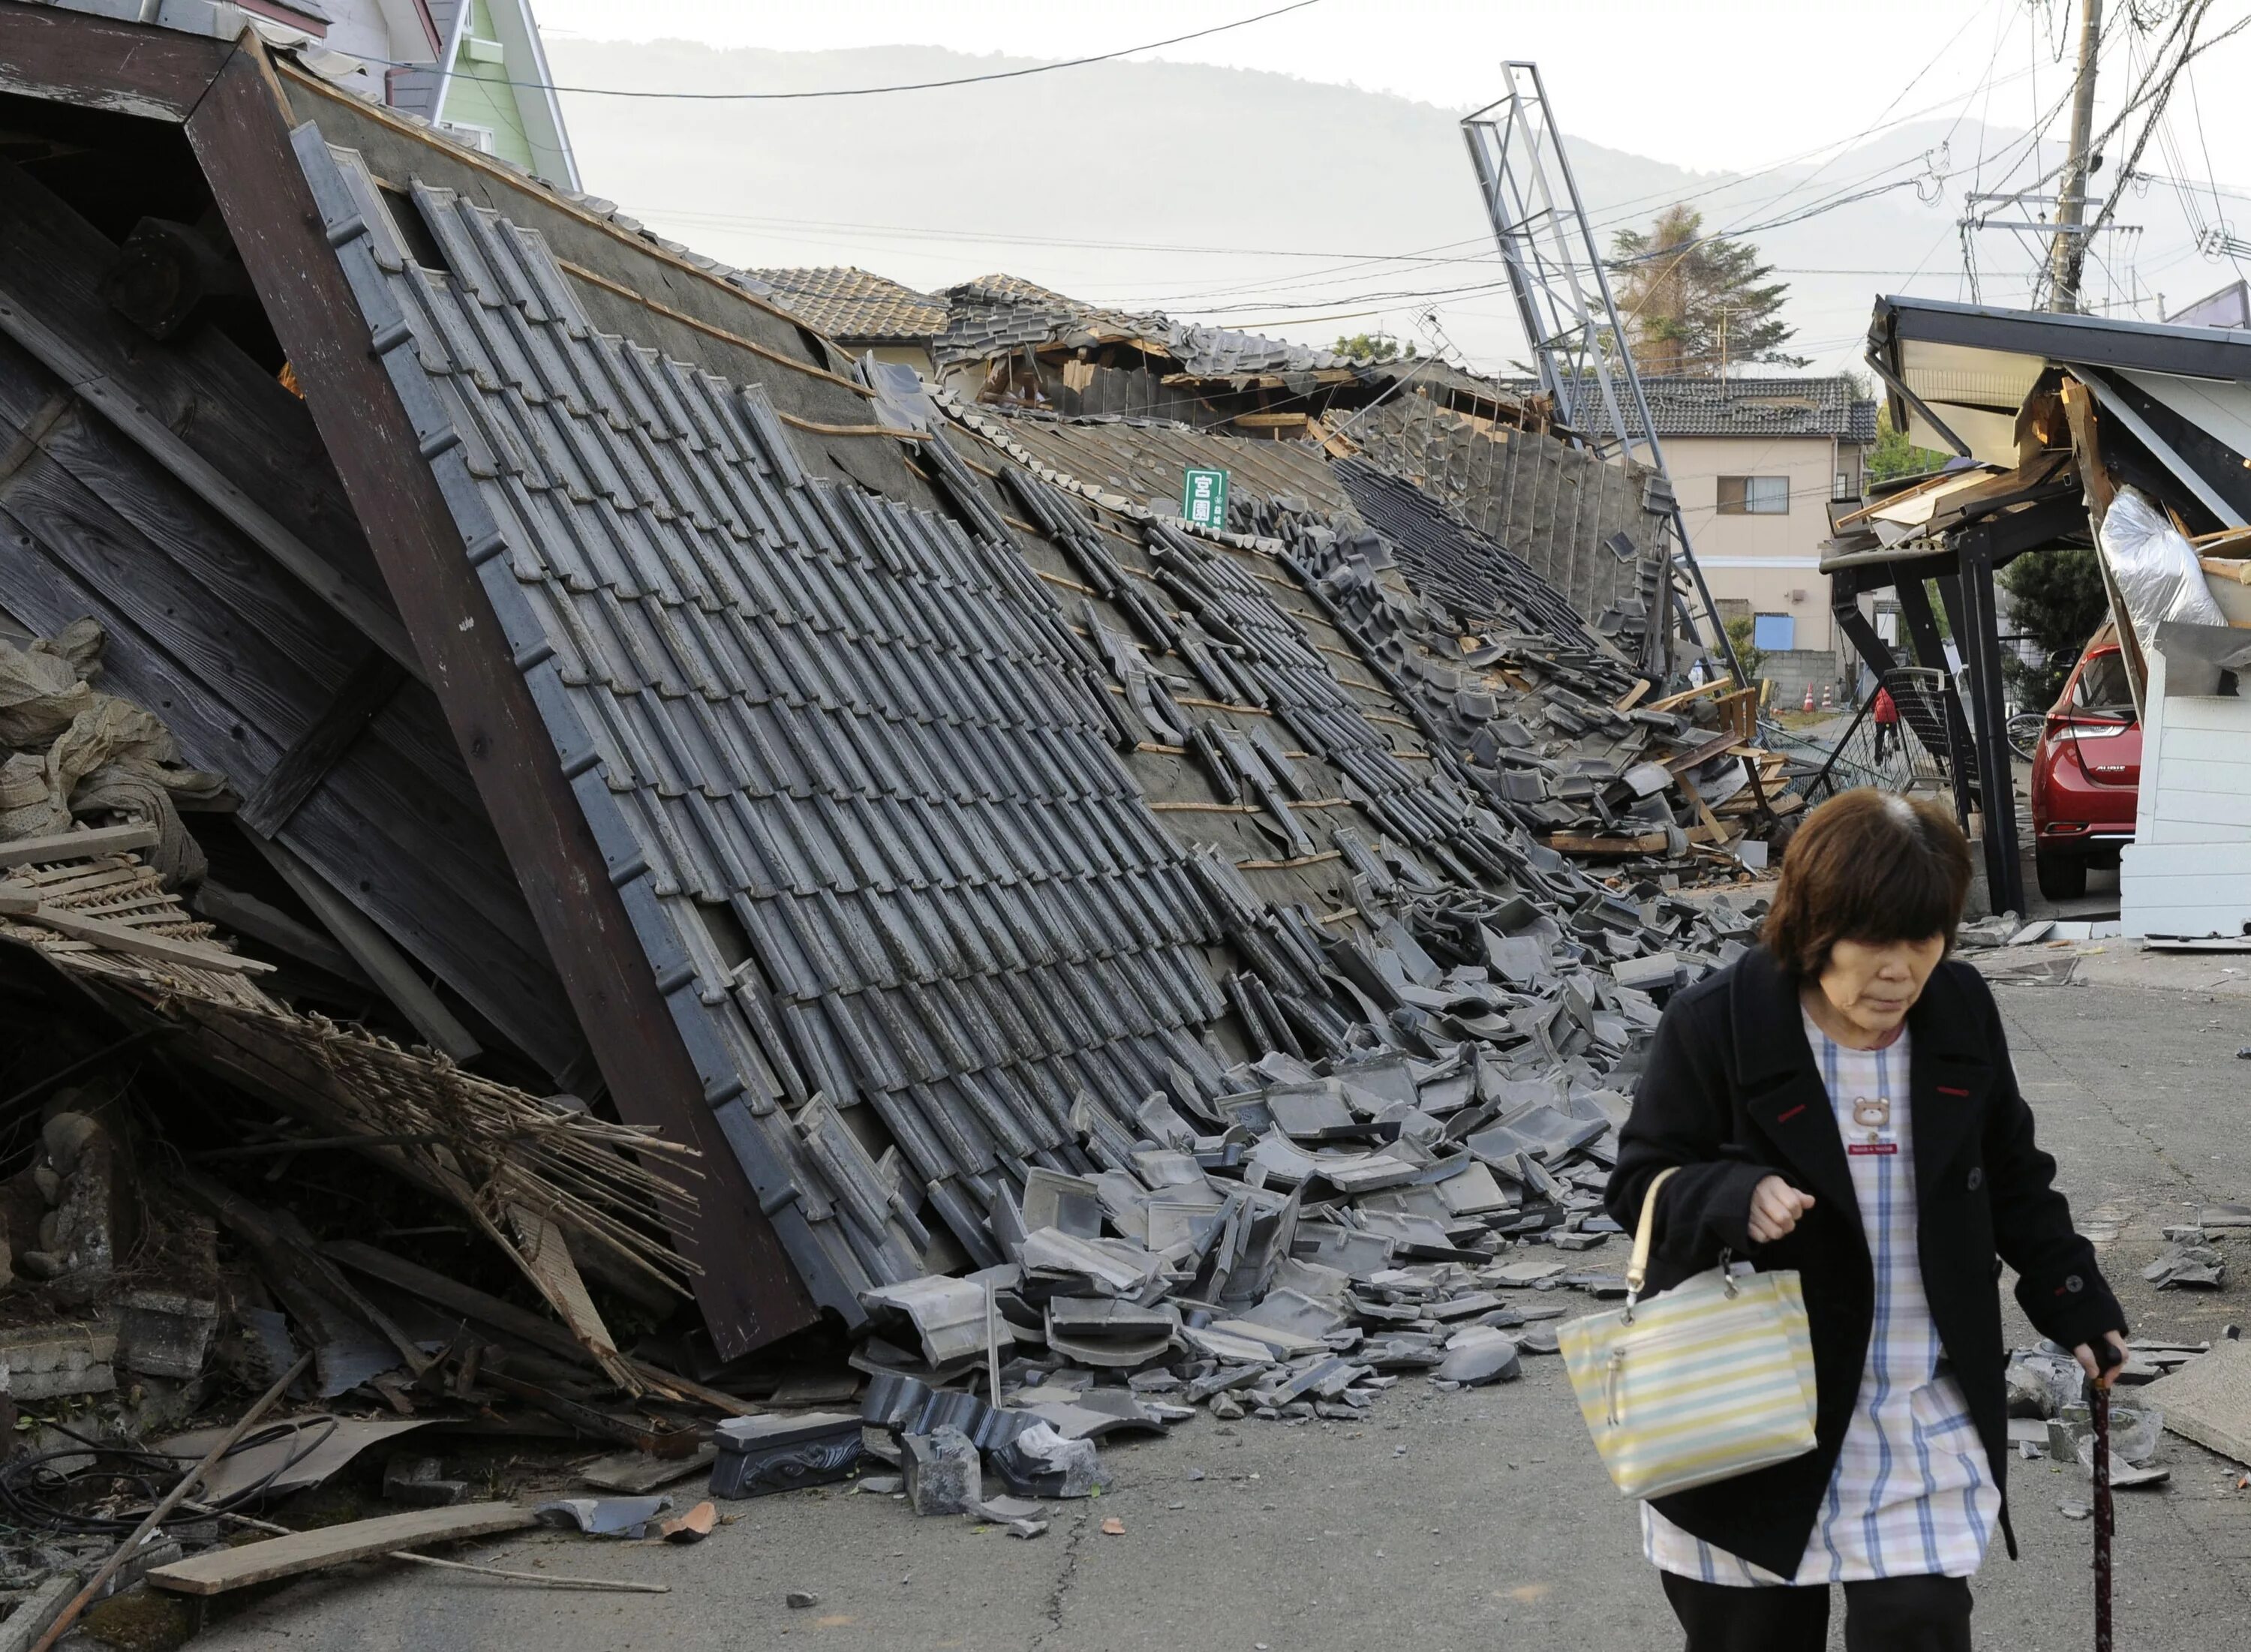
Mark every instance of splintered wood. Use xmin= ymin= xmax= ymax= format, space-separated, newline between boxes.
xmin=0 ymin=837 xmax=699 ymax=1391
xmin=0 ymin=845 xmax=275 ymax=1007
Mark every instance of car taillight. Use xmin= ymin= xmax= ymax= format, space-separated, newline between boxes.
xmin=2064 ymin=719 xmax=2130 ymax=739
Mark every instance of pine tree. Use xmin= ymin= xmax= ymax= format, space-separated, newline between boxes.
xmin=1608 ymin=206 xmax=1802 ymax=375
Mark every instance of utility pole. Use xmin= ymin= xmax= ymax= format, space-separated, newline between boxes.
xmin=2048 ymin=0 xmax=2105 ymax=311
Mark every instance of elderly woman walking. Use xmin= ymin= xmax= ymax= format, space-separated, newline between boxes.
xmin=1608 ymin=790 xmax=2129 ymax=1650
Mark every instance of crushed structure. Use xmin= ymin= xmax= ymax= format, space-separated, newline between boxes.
xmin=0 ymin=11 xmax=1826 ymax=1610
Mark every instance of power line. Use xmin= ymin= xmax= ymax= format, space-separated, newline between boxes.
xmin=354 ymin=0 xmax=1325 ymax=100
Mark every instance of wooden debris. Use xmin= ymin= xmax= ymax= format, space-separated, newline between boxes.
xmin=185 ymin=1502 xmax=666 ymax=1594
xmin=146 ymin=1503 xmax=539 ymax=1596
xmin=0 ymin=824 xmax=159 ymax=868
xmin=32 ymin=1353 xmax=311 ymax=1652
xmin=581 ymin=1444 xmax=720 ymax=1495
xmin=0 ymin=892 xmax=273 ymax=975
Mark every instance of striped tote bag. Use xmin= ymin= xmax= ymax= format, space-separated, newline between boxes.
xmin=1558 ymin=1167 xmax=1819 ymax=1499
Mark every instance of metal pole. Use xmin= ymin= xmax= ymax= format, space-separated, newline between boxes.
xmin=1460 ymin=63 xmax=1744 ymax=686
xmin=2050 ymin=0 xmax=2105 ymax=311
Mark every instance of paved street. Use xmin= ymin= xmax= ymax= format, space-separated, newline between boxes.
xmin=193 ymin=956 xmax=2251 ymax=1652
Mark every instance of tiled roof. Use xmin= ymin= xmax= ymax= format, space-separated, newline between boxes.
xmin=1510 ymin=374 xmax=1878 ymax=441
xmin=935 ymin=273 xmax=1345 ymax=380
xmin=749 ymin=266 xmax=948 ymax=345
xmin=305 ymin=139 xmax=1233 ymax=1317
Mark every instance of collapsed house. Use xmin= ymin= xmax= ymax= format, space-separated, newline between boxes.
xmin=0 ymin=2 xmax=1816 ymax=1494
xmin=1827 ymin=296 xmax=2251 ymax=936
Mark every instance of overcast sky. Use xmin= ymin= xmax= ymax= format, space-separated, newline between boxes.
xmin=527 ymin=2 xmax=2251 ymax=371
xmin=533 ymin=0 xmax=2251 ymax=178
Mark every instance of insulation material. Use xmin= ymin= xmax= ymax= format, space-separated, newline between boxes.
xmin=0 ymin=622 xmax=226 ymax=883
xmin=2099 ymin=488 xmax=2230 ymax=638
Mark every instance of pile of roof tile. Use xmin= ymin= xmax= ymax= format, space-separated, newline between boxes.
xmin=840 ymin=871 xmax=1769 ymax=1500
xmin=1250 ymin=475 xmax=1787 ymax=870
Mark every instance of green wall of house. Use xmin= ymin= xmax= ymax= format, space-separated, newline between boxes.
xmin=440 ymin=0 xmax=536 ymax=173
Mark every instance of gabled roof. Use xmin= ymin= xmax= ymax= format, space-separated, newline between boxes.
xmin=1507 ymin=373 xmax=1877 ymax=442
xmin=750 ymin=266 xmax=948 ymax=345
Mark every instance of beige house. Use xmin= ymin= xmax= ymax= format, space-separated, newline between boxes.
xmin=1642 ymin=376 xmax=1877 ymax=679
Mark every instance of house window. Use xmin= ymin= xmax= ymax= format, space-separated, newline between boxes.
xmin=1833 ymin=469 xmax=1859 ymax=502
xmin=1717 ymin=475 xmax=1789 ymax=515
xmin=1752 ymin=613 xmax=1797 ymax=652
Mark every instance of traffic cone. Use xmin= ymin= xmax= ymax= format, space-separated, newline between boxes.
xmin=1821 ymin=685 xmax=1835 ymax=711
xmin=1802 ymin=684 xmax=1815 ymax=713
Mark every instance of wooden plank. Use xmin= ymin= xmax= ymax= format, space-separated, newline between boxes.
xmin=248 ymin=835 xmax=480 ymax=1062
xmin=189 ymin=882 xmax=367 ymax=984
xmin=0 ymin=161 xmax=390 ymax=602
xmin=1675 ymin=771 xmax=1730 ymax=843
xmin=1644 ymin=679 xmax=1730 ymax=713
xmin=0 ymin=483 xmax=576 ymax=1070
xmin=2203 ymin=555 xmax=2251 ymax=584
xmin=0 ymin=5 xmax=227 ymax=122
xmin=324 ymin=1239 xmax=591 ymax=1365
xmin=239 ymin=650 xmax=407 ymax=837
xmin=1231 ymin=412 xmax=1310 ymax=429
xmin=0 ymin=824 xmax=156 ymax=868
xmin=0 ymin=278 xmax=423 ymax=680
xmin=1663 ymin=731 xmax=1742 ymax=775
xmin=1545 ymin=831 xmax=1670 ymax=855
xmin=0 ymin=894 xmax=275 ymax=975
xmin=1612 ymin=678 xmax=1651 ymax=713
xmin=147 ymin=1504 xmax=538 ymax=1596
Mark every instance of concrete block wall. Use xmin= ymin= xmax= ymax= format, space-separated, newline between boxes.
xmin=1752 ymin=647 xmax=1848 ymax=710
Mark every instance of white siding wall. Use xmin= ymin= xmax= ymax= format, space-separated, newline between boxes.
xmin=2120 ymin=642 xmax=2251 ymax=941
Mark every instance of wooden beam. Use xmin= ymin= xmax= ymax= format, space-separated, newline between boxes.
xmin=0 ymin=891 xmax=275 ymax=975
xmin=188 ymin=39 xmax=815 ymax=1356
xmin=237 ymin=650 xmax=407 ymax=837
xmin=1612 ymin=678 xmax=1652 ymax=713
xmin=1545 ymin=831 xmax=1670 ymax=855
xmin=245 ymin=834 xmax=480 ymax=1062
xmin=0 ymin=275 xmax=425 ymax=680
xmin=0 ymin=3 xmax=229 ymax=122
xmin=188 ymin=881 xmax=368 ymax=984
xmin=146 ymin=1504 xmax=539 ymax=1596
xmin=324 ymin=1238 xmax=591 ymax=1365
xmin=1644 ymin=679 xmax=1731 ymax=713
xmin=1663 ymin=731 xmax=1742 ymax=775
xmin=0 ymin=823 xmax=156 ymax=868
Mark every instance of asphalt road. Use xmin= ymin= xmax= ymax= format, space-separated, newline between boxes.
xmin=182 ymin=954 xmax=2251 ymax=1652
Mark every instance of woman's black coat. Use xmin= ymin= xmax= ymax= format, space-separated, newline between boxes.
xmin=1605 ymin=944 xmax=2125 ymax=1580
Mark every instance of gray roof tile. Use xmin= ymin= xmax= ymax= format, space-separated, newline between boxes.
xmin=934 ymin=273 xmax=1345 ymax=379
xmin=749 ymin=266 xmax=948 ymax=344
xmin=299 ymin=134 xmax=1232 ymax=1323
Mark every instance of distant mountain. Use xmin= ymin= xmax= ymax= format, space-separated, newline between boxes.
xmin=547 ymin=41 xmax=2194 ymax=377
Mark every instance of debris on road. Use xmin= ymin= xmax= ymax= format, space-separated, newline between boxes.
xmin=2141 ymin=1339 xmax=2251 ymax=1468
xmin=2144 ymin=1233 xmax=2227 ymax=1289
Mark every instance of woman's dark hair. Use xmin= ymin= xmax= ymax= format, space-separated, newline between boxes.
xmin=1762 ymin=788 xmax=1973 ymax=976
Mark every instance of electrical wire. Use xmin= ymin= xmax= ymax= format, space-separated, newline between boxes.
xmin=353 ymin=0 xmax=1325 ymax=101
xmin=0 ymin=1416 xmax=340 ymax=1536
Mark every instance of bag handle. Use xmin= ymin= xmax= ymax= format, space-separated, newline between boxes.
xmin=1621 ymin=1165 xmax=1681 ymax=1319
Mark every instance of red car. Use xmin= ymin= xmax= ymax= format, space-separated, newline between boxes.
xmin=2029 ymin=632 xmax=2140 ymax=900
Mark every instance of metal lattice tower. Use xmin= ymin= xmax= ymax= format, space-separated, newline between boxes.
xmin=1462 ymin=62 xmax=1742 ymax=682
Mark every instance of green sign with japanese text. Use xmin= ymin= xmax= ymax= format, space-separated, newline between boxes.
xmin=1180 ymin=467 xmax=1229 ymax=530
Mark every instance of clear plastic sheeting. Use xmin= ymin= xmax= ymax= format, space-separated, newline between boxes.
xmin=2099 ymin=487 xmax=2230 ymax=638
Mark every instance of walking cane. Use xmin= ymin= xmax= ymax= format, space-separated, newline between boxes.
xmin=2092 ymin=1339 xmax=2126 ymax=1652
